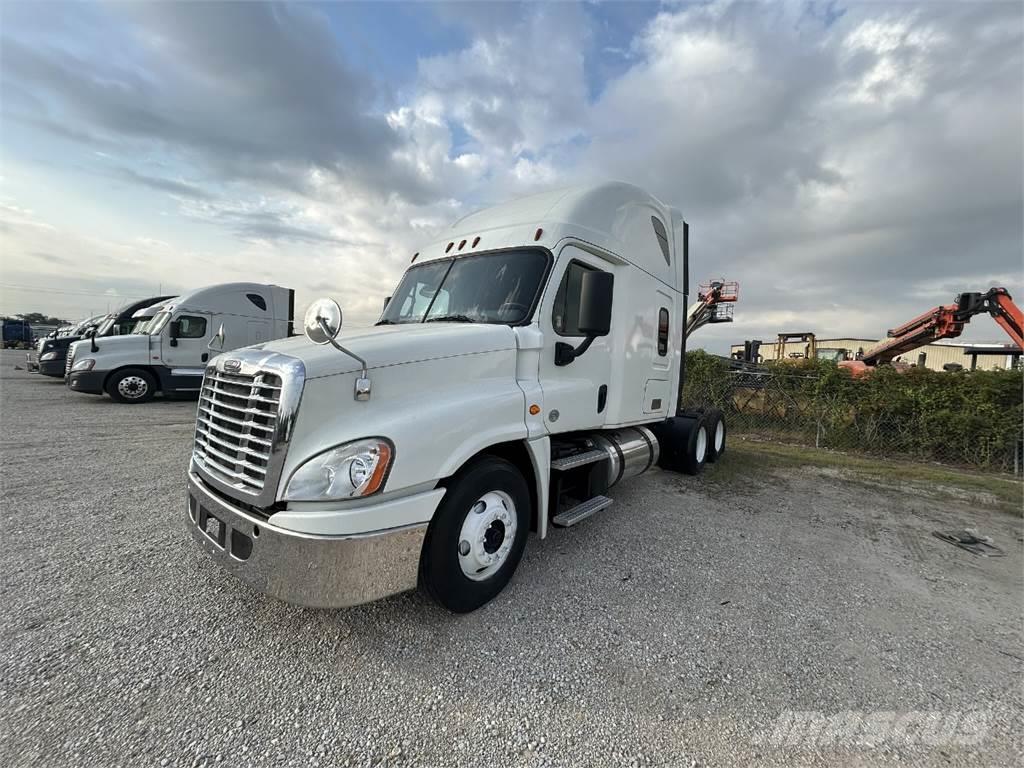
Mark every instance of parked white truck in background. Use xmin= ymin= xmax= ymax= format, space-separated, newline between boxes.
xmin=186 ymin=183 xmax=725 ymax=612
xmin=67 ymin=283 xmax=295 ymax=403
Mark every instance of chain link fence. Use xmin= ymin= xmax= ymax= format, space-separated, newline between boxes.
xmin=682 ymin=352 xmax=1024 ymax=475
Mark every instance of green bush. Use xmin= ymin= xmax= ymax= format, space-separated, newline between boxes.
xmin=683 ymin=350 xmax=1024 ymax=472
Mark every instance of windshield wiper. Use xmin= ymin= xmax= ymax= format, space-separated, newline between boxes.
xmin=375 ymin=319 xmax=397 ymax=325
xmin=425 ymin=314 xmax=477 ymax=323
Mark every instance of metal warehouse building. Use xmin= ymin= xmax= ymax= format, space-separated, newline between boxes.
xmin=729 ymin=338 xmax=1020 ymax=372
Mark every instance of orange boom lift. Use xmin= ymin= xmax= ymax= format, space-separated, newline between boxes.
xmin=840 ymin=287 xmax=1023 ymax=376
xmin=686 ymin=279 xmax=739 ymax=337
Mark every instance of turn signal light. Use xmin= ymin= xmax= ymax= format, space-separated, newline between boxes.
xmin=529 ymin=404 xmax=541 ymax=415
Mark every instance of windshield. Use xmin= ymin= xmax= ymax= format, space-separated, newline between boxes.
xmin=95 ymin=316 xmax=116 ymax=336
xmin=145 ymin=311 xmax=171 ymax=335
xmin=379 ymin=249 xmax=549 ymax=325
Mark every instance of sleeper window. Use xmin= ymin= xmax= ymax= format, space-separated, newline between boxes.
xmin=658 ymin=308 xmax=670 ymax=356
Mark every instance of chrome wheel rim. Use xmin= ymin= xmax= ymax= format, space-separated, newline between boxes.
xmin=118 ymin=375 xmax=148 ymax=399
xmin=458 ymin=490 xmax=517 ymax=581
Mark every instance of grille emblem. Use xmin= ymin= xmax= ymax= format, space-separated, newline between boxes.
xmin=224 ymin=359 xmax=241 ymax=372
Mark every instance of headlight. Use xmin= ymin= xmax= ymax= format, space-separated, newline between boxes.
xmin=40 ymin=351 xmax=58 ymax=361
xmin=283 ymin=438 xmax=393 ymax=501
xmin=71 ymin=359 xmax=96 ymax=372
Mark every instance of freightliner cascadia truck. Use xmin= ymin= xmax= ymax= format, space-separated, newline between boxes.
xmin=186 ymin=183 xmax=725 ymax=613
xmin=67 ymin=283 xmax=294 ymax=403
xmin=29 ymin=295 xmax=173 ymax=377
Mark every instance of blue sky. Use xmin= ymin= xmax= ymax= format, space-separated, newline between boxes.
xmin=1 ymin=1 xmax=1021 ymax=352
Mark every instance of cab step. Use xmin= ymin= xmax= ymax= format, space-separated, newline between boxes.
xmin=552 ymin=495 xmax=613 ymax=527
xmin=550 ymin=449 xmax=607 ymax=472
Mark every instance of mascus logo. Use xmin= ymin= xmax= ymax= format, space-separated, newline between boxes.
xmin=223 ymin=359 xmax=241 ymax=372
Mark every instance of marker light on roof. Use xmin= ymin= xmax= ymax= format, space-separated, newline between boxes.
xmin=534 ymin=228 xmax=543 ymax=241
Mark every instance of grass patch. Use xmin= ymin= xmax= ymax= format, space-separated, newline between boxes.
xmin=708 ymin=437 xmax=1023 ymax=515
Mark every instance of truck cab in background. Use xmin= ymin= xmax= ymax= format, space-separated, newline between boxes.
xmin=185 ymin=182 xmax=723 ymax=613
xmin=26 ymin=315 xmax=102 ymax=372
xmin=67 ymin=283 xmax=295 ymax=403
xmin=29 ymin=296 xmax=173 ymax=377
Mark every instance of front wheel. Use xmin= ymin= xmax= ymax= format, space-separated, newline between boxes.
xmin=420 ymin=456 xmax=531 ymax=613
xmin=105 ymin=368 xmax=156 ymax=404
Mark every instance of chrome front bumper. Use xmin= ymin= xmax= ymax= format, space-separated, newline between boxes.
xmin=25 ymin=352 xmax=39 ymax=373
xmin=187 ymin=472 xmax=427 ymax=608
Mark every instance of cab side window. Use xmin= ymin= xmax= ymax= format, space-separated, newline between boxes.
xmin=552 ymin=261 xmax=596 ymax=336
xmin=176 ymin=316 xmax=207 ymax=339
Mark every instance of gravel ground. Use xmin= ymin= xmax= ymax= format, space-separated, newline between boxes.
xmin=1 ymin=348 xmax=1022 ymax=767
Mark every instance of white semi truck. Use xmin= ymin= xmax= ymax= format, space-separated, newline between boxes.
xmin=186 ymin=183 xmax=725 ymax=612
xmin=67 ymin=283 xmax=294 ymax=403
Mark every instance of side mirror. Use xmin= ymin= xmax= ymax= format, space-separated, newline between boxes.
xmin=577 ymin=270 xmax=614 ymax=336
xmin=303 ymin=298 xmax=343 ymax=344
xmin=555 ymin=270 xmax=614 ymax=366
xmin=169 ymin=319 xmax=181 ymax=347
xmin=303 ymin=297 xmax=372 ymax=402
xmin=208 ymin=323 xmax=226 ymax=352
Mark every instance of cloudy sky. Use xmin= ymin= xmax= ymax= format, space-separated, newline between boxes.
xmin=1 ymin=1 xmax=1021 ymax=352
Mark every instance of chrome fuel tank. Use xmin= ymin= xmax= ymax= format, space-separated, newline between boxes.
xmin=590 ymin=425 xmax=660 ymax=488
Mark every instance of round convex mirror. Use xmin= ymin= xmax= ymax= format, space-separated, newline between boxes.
xmin=303 ymin=298 xmax=343 ymax=345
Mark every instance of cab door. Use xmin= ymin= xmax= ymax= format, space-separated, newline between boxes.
xmin=537 ymin=246 xmax=613 ymax=433
xmin=161 ymin=313 xmax=212 ymax=390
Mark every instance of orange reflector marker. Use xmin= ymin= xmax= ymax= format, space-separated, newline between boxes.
xmin=362 ymin=443 xmax=392 ymax=496
xmin=529 ymin=404 xmax=540 ymax=416
xmin=445 ymin=242 xmax=453 ymax=253
xmin=458 ymin=239 xmax=466 ymax=250
xmin=534 ymin=228 xmax=543 ymax=241
xmin=472 ymin=236 xmax=480 ymax=248
xmin=411 ymin=252 xmax=419 ymax=263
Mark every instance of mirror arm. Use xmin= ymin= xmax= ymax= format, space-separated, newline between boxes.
xmin=555 ymin=335 xmax=596 ymax=367
xmin=317 ymin=317 xmax=372 ymax=401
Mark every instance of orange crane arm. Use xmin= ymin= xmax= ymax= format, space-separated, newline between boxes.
xmin=861 ymin=302 xmax=964 ymax=365
xmin=989 ymin=290 xmax=1023 ymax=348
xmin=860 ymin=287 xmax=1022 ymax=366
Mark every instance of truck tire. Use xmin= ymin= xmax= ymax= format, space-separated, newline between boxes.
xmin=105 ymin=368 xmax=156 ymax=404
xmin=681 ymin=419 xmax=709 ymax=475
xmin=651 ymin=415 xmax=707 ymax=475
xmin=420 ymin=456 xmax=531 ymax=613
xmin=704 ymin=409 xmax=727 ymax=463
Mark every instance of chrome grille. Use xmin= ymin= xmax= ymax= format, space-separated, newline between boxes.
xmin=65 ymin=346 xmax=75 ymax=376
xmin=191 ymin=351 xmax=305 ymax=506
xmin=194 ymin=370 xmax=282 ymax=494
